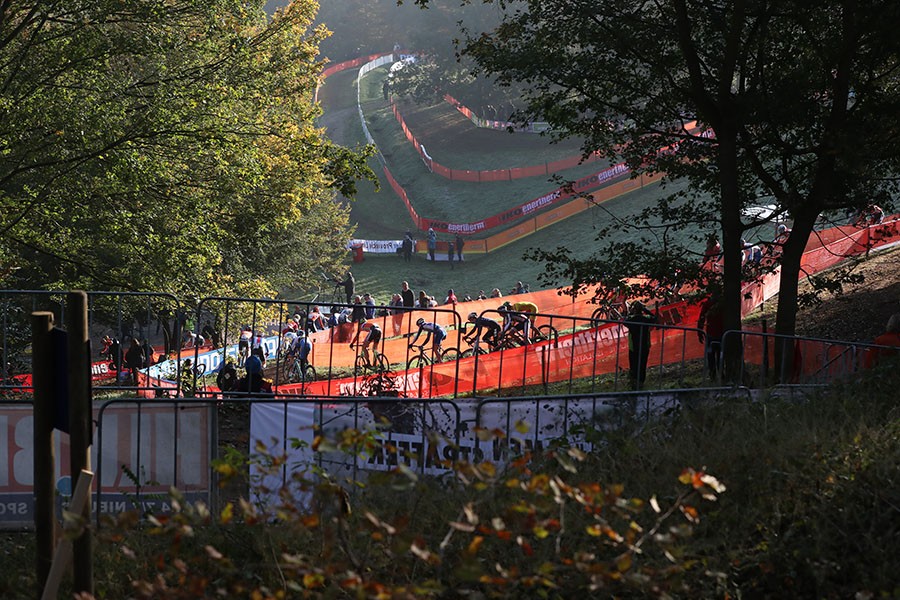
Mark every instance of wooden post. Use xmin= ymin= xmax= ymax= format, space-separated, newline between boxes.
xmin=40 ymin=470 xmax=94 ymax=600
xmin=67 ymin=291 xmax=93 ymax=595
xmin=31 ymin=311 xmax=56 ymax=595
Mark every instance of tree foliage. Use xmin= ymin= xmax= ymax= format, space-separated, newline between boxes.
xmin=0 ymin=0 xmax=375 ymax=297
xmin=406 ymin=0 xmax=900 ymax=365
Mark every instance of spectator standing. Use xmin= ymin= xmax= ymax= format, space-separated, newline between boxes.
xmin=402 ymin=231 xmax=414 ymax=262
xmin=445 ymin=289 xmax=458 ymax=307
xmin=697 ymin=290 xmax=725 ymax=380
xmin=125 ymin=338 xmax=145 ymax=387
xmin=477 ymin=290 xmax=487 ymax=300
xmin=455 ymin=233 xmax=464 ymax=261
xmin=141 ymin=339 xmax=155 ymax=368
xmin=701 ymin=234 xmax=722 ymax=271
xmin=490 ymin=288 xmax=503 ymax=298
xmin=389 ymin=293 xmax=405 ymax=335
xmin=417 ymin=290 xmax=431 ymax=309
xmin=351 ymin=295 xmax=366 ymax=324
xmin=363 ymin=293 xmax=376 ymax=320
xmin=624 ymin=301 xmax=656 ymax=390
xmin=427 ymin=227 xmax=437 ymax=261
xmin=447 ymin=241 xmax=455 ymax=270
xmin=401 ymin=281 xmax=415 ymax=308
xmin=867 ymin=313 xmax=900 ymax=367
xmin=336 ymin=271 xmax=355 ymax=304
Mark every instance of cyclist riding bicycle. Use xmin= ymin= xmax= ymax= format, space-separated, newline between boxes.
xmin=281 ymin=326 xmax=298 ymax=350
xmin=291 ymin=329 xmax=313 ymax=374
xmin=499 ymin=303 xmax=532 ymax=342
xmin=350 ymin=318 xmax=382 ymax=366
xmin=465 ymin=311 xmax=501 ymax=350
xmin=409 ymin=317 xmax=446 ymax=359
xmin=238 ymin=325 xmax=253 ymax=362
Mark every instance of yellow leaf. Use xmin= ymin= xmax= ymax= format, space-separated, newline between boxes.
xmin=586 ymin=524 xmax=602 ymax=536
xmin=467 ymin=536 xmax=484 ymax=554
xmin=219 ymin=503 xmax=234 ymax=525
xmin=478 ymin=462 xmax=497 ymax=478
xmin=514 ymin=420 xmax=530 ymax=434
xmin=616 ymin=554 xmax=632 ymax=572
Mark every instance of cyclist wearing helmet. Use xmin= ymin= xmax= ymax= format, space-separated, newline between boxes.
xmin=511 ymin=300 xmax=538 ymax=321
xmin=238 ymin=324 xmax=253 ymax=366
xmin=465 ymin=311 xmax=501 ymax=349
xmin=499 ymin=302 xmax=532 ymax=342
xmin=350 ymin=318 xmax=382 ymax=366
xmin=281 ymin=327 xmax=298 ymax=356
xmin=409 ymin=317 xmax=446 ymax=358
xmin=291 ymin=329 xmax=313 ymax=373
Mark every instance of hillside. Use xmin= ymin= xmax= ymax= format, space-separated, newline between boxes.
xmin=315 ymin=57 xmax=898 ymax=346
xmin=766 ymin=245 xmax=899 ymax=342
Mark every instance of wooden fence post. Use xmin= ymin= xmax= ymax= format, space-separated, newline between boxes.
xmin=31 ymin=311 xmax=55 ymax=596
xmin=67 ymin=291 xmax=93 ymax=595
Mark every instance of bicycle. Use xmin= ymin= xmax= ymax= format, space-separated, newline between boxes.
xmin=592 ymin=287 xmax=628 ymax=323
xmin=180 ymin=362 xmax=207 ymax=397
xmin=351 ymin=343 xmax=390 ymax=375
xmin=460 ymin=335 xmax=495 ymax=358
xmin=407 ymin=344 xmax=456 ymax=369
xmin=284 ymin=356 xmax=317 ymax=384
xmin=592 ymin=302 xmax=626 ymax=325
xmin=530 ymin=323 xmax=559 ymax=345
xmin=237 ymin=338 xmax=250 ymax=368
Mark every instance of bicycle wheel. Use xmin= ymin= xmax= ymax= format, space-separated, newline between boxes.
xmin=440 ymin=348 xmax=460 ymax=362
xmin=354 ymin=355 xmax=369 ymax=375
xmin=373 ymin=353 xmax=390 ymax=373
xmin=302 ymin=364 xmax=317 ymax=383
xmin=407 ymin=355 xmax=429 ymax=370
xmin=462 ymin=345 xmax=489 ymax=359
xmin=536 ymin=324 xmax=559 ymax=345
xmin=281 ymin=359 xmax=295 ymax=382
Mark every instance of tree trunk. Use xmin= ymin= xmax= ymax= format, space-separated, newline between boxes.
xmin=717 ymin=137 xmax=745 ymax=383
xmin=773 ymin=206 xmax=820 ymax=382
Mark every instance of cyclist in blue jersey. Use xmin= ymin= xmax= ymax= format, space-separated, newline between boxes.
xmin=290 ymin=330 xmax=313 ymax=374
xmin=409 ymin=317 xmax=446 ymax=359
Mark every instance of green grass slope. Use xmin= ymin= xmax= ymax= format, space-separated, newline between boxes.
xmin=316 ymin=62 xmax=715 ymax=301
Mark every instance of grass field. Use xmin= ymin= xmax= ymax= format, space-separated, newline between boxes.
xmin=315 ymin=62 xmax=720 ymax=300
xmin=319 ymin=68 xmax=616 ymax=236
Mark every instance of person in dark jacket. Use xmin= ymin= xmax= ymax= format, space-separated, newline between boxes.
xmin=697 ymin=290 xmax=725 ymax=380
xmin=125 ymin=338 xmax=145 ymax=387
xmin=400 ymin=281 xmax=415 ymax=308
xmin=624 ymin=301 xmax=656 ymax=390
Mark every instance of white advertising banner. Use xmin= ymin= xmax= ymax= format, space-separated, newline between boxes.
xmin=347 ymin=239 xmax=403 ymax=253
xmin=0 ymin=402 xmax=210 ymax=528
xmin=247 ymin=397 xmax=651 ymax=511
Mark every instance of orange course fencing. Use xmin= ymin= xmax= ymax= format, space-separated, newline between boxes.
xmin=392 ymin=97 xmax=603 ymax=182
